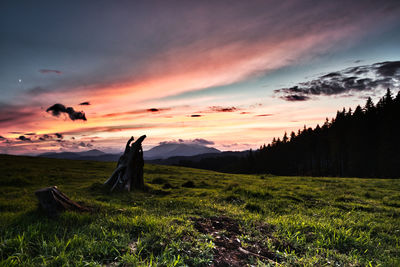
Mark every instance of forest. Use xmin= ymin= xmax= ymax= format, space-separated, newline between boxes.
xmin=179 ymin=89 xmax=400 ymax=178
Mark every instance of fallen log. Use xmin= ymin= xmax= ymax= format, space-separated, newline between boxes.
xmin=35 ymin=186 xmax=88 ymax=216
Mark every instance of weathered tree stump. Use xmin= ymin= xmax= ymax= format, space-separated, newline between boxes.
xmin=104 ymin=135 xmax=146 ymax=192
xmin=35 ymin=186 xmax=88 ymax=216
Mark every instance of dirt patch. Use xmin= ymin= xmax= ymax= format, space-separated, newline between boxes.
xmin=192 ymin=216 xmax=278 ymax=266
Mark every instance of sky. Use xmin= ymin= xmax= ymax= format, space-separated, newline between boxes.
xmin=1 ymin=0 xmax=400 ymax=155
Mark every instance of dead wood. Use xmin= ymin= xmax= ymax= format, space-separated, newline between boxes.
xmin=35 ymin=186 xmax=88 ymax=216
xmin=104 ymin=135 xmax=146 ymax=191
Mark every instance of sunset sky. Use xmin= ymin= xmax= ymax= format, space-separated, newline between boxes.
xmin=1 ymin=0 xmax=400 ymax=155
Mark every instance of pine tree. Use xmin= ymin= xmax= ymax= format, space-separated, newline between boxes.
xmin=282 ymin=132 xmax=288 ymax=143
xmin=385 ymin=88 xmax=393 ymax=104
xmin=364 ymin=97 xmax=374 ymax=112
xmin=290 ymin=131 xmax=296 ymax=141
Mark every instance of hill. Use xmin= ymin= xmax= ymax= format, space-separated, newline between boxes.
xmin=0 ymin=155 xmax=399 ymax=266
xmin=38 ymin=149 xmax=116 ymax=160
xmin=146 ymin=150 xmax=247 ymax=166
xmin=143 ymin=143 xmax=221 ymax=160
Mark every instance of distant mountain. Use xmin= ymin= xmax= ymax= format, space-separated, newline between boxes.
xmin=143 ymin=143 xmax=221 ymax=160
xmin=75 ymin=149 xmax=106 ymax=157
xmin=38 ymin=149 xmax=120 ymax=161
xmin=37 ymin=144 xmax=222 ymax=162
xmin=39 ymin=151 xmax=81 ymax=159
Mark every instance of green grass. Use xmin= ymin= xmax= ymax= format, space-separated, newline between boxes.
xmin=0 ymin=154 xmax=399 ymax=266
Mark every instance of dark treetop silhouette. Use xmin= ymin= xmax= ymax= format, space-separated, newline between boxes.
xmin=104 ymin=135 xmax=146 ymax=191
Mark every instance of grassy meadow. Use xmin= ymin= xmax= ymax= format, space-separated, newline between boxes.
xmin=0 ymin=154 xmax=399 ymax=266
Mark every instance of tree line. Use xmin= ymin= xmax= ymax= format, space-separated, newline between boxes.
xmin=178 ymin=89 xmax=400 ymax=178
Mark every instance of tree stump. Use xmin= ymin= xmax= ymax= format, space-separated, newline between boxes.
xmin=104 ymin=135 xmax=146 ymax=192
xmin=35 ymin=186 xmax=88 ymax=216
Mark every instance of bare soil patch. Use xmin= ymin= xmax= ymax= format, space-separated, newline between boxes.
xmin=192 ymin=216 xmax=279 ymax=266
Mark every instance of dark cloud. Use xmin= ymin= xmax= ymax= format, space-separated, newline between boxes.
xmin=79 ymin=101 xmax=90 ymax=105
xmin=147 ymin=108 xmax=172 ymax=113
xmin=275 ymin=61 xmax=400 ymax=101
xmin=46 ymin=104 xmax=66 ymax=116
xmin=321 ymin=72 xmax=341 ymax=78
xmin=17 ymin=136 xmax=31 ymax=142
xmin=190 ymin=114 xmax=202 ymax=117
xmin=281 ymin=94 xmax=311 ymax=102
xmin=46 ymin=103 xmax=87 ymax=121
xmin=79 ymin=142 xmax=87 ymax=147
xmin=24 ymin=132 xmax=36 ymax=135
xmin=374 ymin=61 xmax=400 ymax=77
xmin=39 ymin=69 xmax=62 ymax=74
xmin=0 ymin=136 xmax=5 ymax=140
xmin=37 ymin=133 xmax=62 ymax=141
xmin=77 ymin=141 xmax=93 ymax=148
xmin=256 ymin=114 xmax=273 ymax=117
xmin=209 ymin=106 xmax=238 ymax=112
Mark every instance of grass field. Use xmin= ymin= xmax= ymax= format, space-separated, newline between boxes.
xmin=0 ymin=154 xmax=399 ymax=266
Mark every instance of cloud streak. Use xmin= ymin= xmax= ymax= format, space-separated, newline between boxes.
xmin=102 ymin=107 xmax=171 ymax=118
xmin=39 ymin=69 xmax=62 ymax=74
xmin=209 ymin=106 xmax=238 ymax=113
xmin=0 ymin=103 xmax=43 ymax=130
xmin=256 ymin=114 xmax=273 ymax=117
xmin=57 ymin=124 xmax=157 ymax=136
